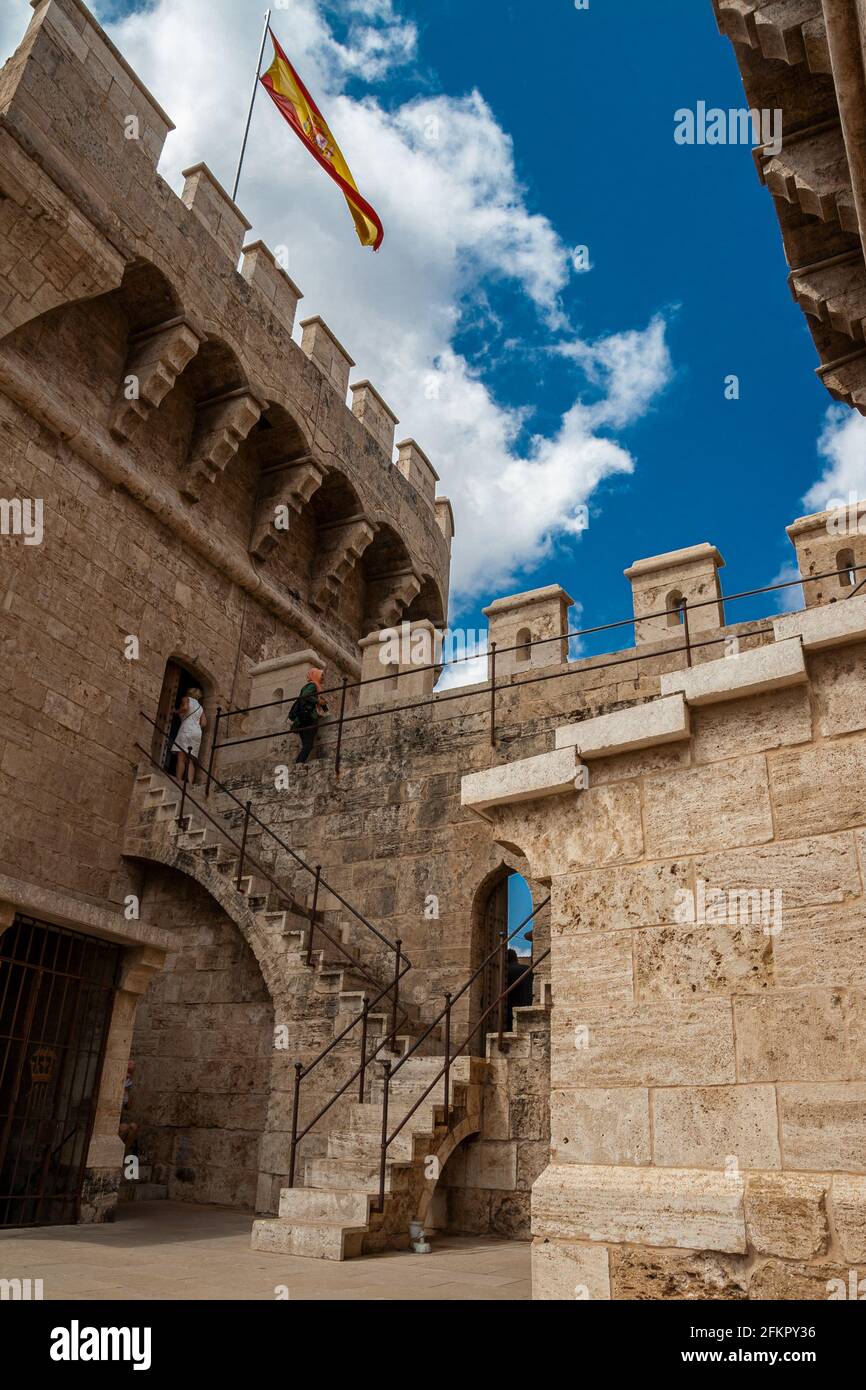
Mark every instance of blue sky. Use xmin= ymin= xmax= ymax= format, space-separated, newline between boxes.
xmin=2 ymin=0 xmax=859 ymax=660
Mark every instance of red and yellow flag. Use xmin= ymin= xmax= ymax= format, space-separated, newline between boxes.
xmin=260 ymin=29 xmax=383 ymax=251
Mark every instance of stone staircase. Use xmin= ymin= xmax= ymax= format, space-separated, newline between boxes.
xmin=125 ymin=767 xmax=428 ymax=1049
xmin=251 ymin=1052 xmax=486 ymax=1260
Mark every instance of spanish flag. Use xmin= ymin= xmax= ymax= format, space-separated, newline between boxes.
xmin=260 ymin=29 xmax=383 ymax=251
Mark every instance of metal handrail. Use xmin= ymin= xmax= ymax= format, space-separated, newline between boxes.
xmin=214 ymin=623 xmax=775 ymax=759
xmin=138 ymin=711 xmax=409 ymax=965
xmin=389 ymin=896 xmax=549 ymax=1082
xmin=283 ymin=896 xmax=547 ymax=1190
xmin=373 ymin=946 xmax=551 ymax=1213
xmin=217 ymin=556 xmax=863 ymax=718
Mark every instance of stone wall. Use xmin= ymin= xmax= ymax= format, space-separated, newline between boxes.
xmin=464 ymin=602 xmax=866 ymax=1299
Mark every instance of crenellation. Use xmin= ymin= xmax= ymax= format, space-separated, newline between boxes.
xmin=351 ymin=380 xmax=399 ymax=457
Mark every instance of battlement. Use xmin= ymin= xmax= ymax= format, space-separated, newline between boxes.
xmin=0 ymin=0 xmax=452 ymax=676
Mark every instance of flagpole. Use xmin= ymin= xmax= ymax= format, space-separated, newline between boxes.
xmin=232 ymin=8 xmax=272 ymax=204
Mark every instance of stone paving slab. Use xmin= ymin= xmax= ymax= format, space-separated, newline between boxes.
xmin=0 ymin=1202 xmax=531 ymax=1301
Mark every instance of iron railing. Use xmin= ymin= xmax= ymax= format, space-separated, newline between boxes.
xmin=371 ymin=895 xmax=550 ymax=1212
xmin=135 ymin=715 xmax=410 ymax=1011
xmin=207 ymin=558 xmax=866 ymax=767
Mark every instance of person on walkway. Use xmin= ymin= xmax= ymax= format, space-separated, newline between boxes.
xmin=289 ymin=667 xmax=328 ymax=765
xmin=171 ymin=687 xmax=206 ymax=784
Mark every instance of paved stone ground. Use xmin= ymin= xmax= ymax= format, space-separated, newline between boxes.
xmin=0 ymin=1202 xmax=531 ymax=1300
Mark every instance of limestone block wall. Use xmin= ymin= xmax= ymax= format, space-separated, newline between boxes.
xmin=468 ymin=621 xmax=866 ymax=1299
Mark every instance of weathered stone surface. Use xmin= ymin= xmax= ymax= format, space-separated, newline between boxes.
xmin=778 ymin=1083 xmax=866 ymax=1170
xmin=634 ymin=922 xmax=773 ymax=1001
xmin=553 ymin=1000 xmax=736 ymax=1088
xmin=553 ymin=860 xmax=691 ymax=934
xmin=832 ymin=1176 xmax=866 ymax=1261
xmin=489 ymin=782 xmax=644 ymax=880
xmin=774 ymin=592 xmax=866 ymax=650
xmin=769 ymin=741 xmax=866 ymax=839
xmin=532 ymin=1163 xmax=746 ymax=1252
xmin=460 ymin=748 xmax=582 ymax=817
xmin=810 ymin=643 xmax=866 ymax=737
xmin=695 ymin=834 xmax=860 ymax=912
xmin=550 ymin=1087 xmax=650 ymax=1166
xmin=552 ymin=930 xmax=634 ymax=1009
xmin=555 ymin=694 xmax=689 ymax=758
xmin=609 ymin=1246 xmax=749 ymax=1301
xmin=691 ymin=686 xmax=812 ymax=763
xmin=531 ymin=1237 xmax=611 ymax=1300
xmin=773 ymin=901 xmax=866 ymax=989
xmin=653 ymin=1086 xmax=781 ymax=1171
xmin=662 ymin=638 xmax=806 ymax=706
xmin=643 ymin=758 xmax=774 ymax=857
xmin=749 ymin=1260 xmax=853 ymax=1301
xmin=745 ymin=1175 xmax=829 ymax=1259
xmin=734 ymin=991 xmax=853 ymax=1083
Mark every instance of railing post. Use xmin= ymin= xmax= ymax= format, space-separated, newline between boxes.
xmin=205 ymin=706 xmax=221 ymax=799
xmin=288 ymin=1060 xmax=303 ymax=1188
xmin=236 ymin=799 xmax=252 ymax=891
xmin=682 ymin=599 xmax=692 ymax=668
xmin=489 ymin=641 xmax=497 ymax=748
xmin=497 ymin=927 xmax=507 ymax=1050
xmin=177 ymin=757 xmax=189 ymax=827
xmin=305 ymin=866 xmax=321 ymax=967
xmin=388 ymin=938 xmax=402 ymax=1049
xmin=442 ymin=992 xmax=452 ymax=1121
xmin=334 ymin=676 xmax=348 ymax=778
xmin=358 ymin=997 xmax=369 ymax=1101
xmin=376 ymin=1059 xmax=391 ymax=1213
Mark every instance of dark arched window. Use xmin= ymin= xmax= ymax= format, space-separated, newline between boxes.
xmin=515 ymin=627 xmax=532 ymax=662
xmin=838 ymin=548 xmax=857 ymax=589
xmin=666 ymin=590 xmax=686 ymax=626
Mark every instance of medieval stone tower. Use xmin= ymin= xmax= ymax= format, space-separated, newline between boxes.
xmin=2 ymin=0 xmax=866 ymax=1302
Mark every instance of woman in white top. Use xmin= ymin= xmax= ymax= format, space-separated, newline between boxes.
xmin=171 ymin=686 xmax=207 ymax=784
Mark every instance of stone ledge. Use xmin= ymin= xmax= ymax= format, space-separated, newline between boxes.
xmin=555 ymin=693 xmax=690 ymax=758
xmin=773 ymin=592 xmax=866 ymax=650
xmin=461 ymin=747 xmax=584 ymax=818
xmin=660 ymin=638 xmax=806 ymax=706
xmin=531 ymin=1162 xmax=746 ymax=1253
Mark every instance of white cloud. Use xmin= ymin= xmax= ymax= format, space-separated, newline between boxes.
xmin=1 ymin=0 xmax=673 ymax=611
xmin=803 ymin=405 xmax=866 ymax=514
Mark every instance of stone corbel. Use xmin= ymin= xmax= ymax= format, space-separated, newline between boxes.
xmin=310 ymin=515 xmax=376 ymax=611
xmin=110 ymin=315 xmax=204 ymax=442
xmin=182 ymin=387 xmax=264 ymax=501
xmin=249 ymin=456 xmax=325 ymax=562
xmin=364 ymin=567 xmax=423 ymax=631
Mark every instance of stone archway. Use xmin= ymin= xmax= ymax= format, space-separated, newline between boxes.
xmin=125 ymin=863 xmax=274 ymax=1211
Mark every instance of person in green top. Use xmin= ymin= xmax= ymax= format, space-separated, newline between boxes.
xmin=289 ymin=666 xmax=328 ymax=764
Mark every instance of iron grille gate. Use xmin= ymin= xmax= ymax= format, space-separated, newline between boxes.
xmin=0 ymin=915 xmax=122 ymax=1228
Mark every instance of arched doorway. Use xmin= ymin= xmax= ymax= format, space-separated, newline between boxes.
xmin=125 ymin=865 xmax=274 ymax=1211
xmin=469 ymin=867 xmax=535 ymax=1054
xmin=151 ymin=658 xmax=213 ymax=776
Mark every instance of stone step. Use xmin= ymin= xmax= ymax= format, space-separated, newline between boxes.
xmin=763 ymin=125 xmax=858 ymax=234
xmin=277 ymin=1185 xmax=372 ymax=1224
xmin=251 ymin=1215 xmax=366 ymax=1261
xmin=304 ymin=1155 xmax=411 ymax=1194
xmin=328 ymin=1129 xmax=417 ymax=1164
